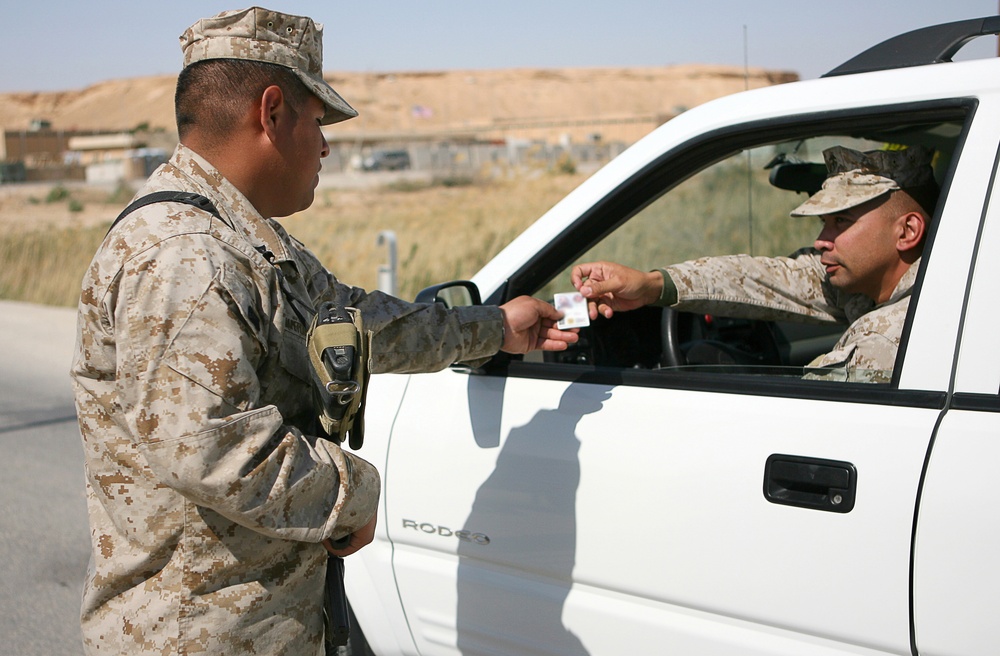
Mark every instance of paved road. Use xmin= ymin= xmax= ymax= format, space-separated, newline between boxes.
xmin=0 ymin=300 xmax=88 ymax=655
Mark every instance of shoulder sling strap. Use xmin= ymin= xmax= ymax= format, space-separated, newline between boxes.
xmin=107 ymin=191 xmax=231 ymax=236
xmin=108 ymin=190 xmax=369 ymax=449
xmin=107 ymin=191 xmax=368 ymax=647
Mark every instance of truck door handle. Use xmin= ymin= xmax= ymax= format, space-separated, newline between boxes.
xmin=763 ymin=454 xmax=856 ymax=513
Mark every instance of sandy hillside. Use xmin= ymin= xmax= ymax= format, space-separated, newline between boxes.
xmin=0 ymin=64 xmax=797 ymax=144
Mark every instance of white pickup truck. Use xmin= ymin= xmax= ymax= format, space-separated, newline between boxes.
xmin=343 ymin=17 xmax=1000 ymax=656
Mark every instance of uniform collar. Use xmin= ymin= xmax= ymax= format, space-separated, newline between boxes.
xmin=165 ymin=144 xmax=296 ymax=264
xmin=882 ymin=257 xmax=920 ymax=308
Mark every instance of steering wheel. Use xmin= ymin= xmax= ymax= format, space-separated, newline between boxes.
xmin=659 ymin=306 xmax=686 ymax=368
xmin=662 ymin=307 xmax=788 ymax=369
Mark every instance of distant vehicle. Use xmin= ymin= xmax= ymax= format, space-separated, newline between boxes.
xmin=362 ymin=149 xmax=411 ymax=171
xmin=345 ymin=16 xmax=1000 ymax=656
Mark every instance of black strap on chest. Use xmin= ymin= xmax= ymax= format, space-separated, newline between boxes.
xmin=107 ymin=191 xmax=231 ymax=236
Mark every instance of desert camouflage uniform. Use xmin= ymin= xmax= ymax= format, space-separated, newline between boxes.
xmin=70 ymin=143 xmax=502 ymax=654
xmin=659 ymin=248 xmax=918 ymax=383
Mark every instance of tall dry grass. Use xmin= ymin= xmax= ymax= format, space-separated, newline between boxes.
xmin=0 ymin=223 xmax=111 ymax=307
xmin=0 ymin=154 xmax=822 ymax=310
xmin=536 ymin=157 xmax=820 ymax=299
xmin=0 ymin=172 xmax=587 ymax=308
xmin=289 ymin=172 xmax=587 ymax=299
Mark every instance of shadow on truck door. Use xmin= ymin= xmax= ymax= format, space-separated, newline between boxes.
xmin=456 ymin=383 xmax=610 ymax=655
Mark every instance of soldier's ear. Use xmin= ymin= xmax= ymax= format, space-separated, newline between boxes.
xmin=897 ymin=211 xmax=926 ymax=253
xmin=259 ymin=85 xmax=289 ymax=144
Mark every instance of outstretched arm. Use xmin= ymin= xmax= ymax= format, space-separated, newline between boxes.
xmin=571 ymin=261 xmax=664 ymax=319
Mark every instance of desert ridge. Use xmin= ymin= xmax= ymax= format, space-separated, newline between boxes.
xmin=0 ymin=64 xmax=797 ymax=145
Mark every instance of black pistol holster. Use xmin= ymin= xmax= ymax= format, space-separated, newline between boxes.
xmin=307 ymin=295 xmax=370 ymax=653
xmin=307 ymin=298 xmax=369 ymax=451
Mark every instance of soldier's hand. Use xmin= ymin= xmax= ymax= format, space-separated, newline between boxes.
xmin=499 ymin=296 xmax=579 ymax=354
xmin=571 ymin=261 xmax=664 ymax=319
xmin=323 ymin=509 xmax=377 ymax=557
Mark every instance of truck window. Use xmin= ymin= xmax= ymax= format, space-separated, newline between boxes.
xmin=531 ymin=115 xmax=964 ymax=385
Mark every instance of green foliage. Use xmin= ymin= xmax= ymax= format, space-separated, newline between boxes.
xmin=385 ymin=176 xmax=474 ymax=192
xmin=554 ymin=153 xmax=577 ymax=175
xmin=436 ymin=175 xmax=474 ymax=188
xmin=385 ymin=179 xmax=432 ymax=192
xmin=45 ymin=185 xmax=69 ymax=203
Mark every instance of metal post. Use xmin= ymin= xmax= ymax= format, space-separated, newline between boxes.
xmin=376 ymin=230 xmax=398 ymax=297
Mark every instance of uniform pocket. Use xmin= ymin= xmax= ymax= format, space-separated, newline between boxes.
xmin=165 ymin=264 xmax=267 ymax=410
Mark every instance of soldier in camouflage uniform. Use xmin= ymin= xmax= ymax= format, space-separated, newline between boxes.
xmin=572 ymin=145 xmax=938 ymax=383
xmin=70 ymin=7 xmax=577 ymax=655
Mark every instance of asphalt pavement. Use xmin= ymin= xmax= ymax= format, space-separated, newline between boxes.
xmin=0 ymin=300 xmax=88 ymax=655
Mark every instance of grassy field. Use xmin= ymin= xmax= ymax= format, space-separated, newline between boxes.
xmin=0 ymin=150 xmax=820 ymax=310
xmin=0 ymin=171 xmax=588 ymax=308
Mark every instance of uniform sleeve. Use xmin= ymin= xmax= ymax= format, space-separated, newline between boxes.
xmin=293 ymin=242 xmax=504 ymax=373
xmin=119 ymin=233 xmax=377 ymax=543
xmin=663 ymin=249 xmax=848 ymax=324
xmin=274 ymin=223 xmax=504 ymax=373
xmin=350 ymin=287 xmax=503 ymax=374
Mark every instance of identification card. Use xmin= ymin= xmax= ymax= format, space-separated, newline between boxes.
xmin=554 ymin=292 xmax=590 ymax=329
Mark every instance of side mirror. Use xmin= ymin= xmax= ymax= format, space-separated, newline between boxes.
xmin=414 ymin=280 xmax=483 ymax=308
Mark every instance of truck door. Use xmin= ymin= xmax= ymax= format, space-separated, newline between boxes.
xmin=384 ymin=105 xmax=995 ymax=656
xmin=912 ymin=133 xmax=1000 ymax=656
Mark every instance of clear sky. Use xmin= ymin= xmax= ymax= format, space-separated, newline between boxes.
xmin=2 ymin=0 xmax=998 ymax=93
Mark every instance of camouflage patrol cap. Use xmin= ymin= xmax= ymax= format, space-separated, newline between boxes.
xmin=790 ymin=145 xmax=934 ymax=216
xmin=179 ymin=6 xmax=357 ymax=125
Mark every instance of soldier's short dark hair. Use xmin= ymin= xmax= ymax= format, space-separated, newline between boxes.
xmin=175 ymin=59 xmax=313 ymax=141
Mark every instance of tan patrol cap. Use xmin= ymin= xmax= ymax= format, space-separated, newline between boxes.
xmin=790 ymin=145 xmax=934 ymax=217
xmin=179 ymin=6 xmax=358 ymax=125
